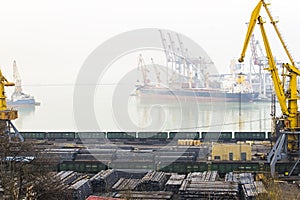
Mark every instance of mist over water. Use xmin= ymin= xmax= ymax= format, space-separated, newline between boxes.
xmin=13 ymin=85 xmax=276 ymax=132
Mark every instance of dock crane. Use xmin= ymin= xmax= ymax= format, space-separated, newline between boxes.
xmin=0 ymin=69 xmax=23 ymax=142
xmin=238 ymin=0 xmax=300 ymax=177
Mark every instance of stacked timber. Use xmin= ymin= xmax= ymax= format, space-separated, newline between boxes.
xmin=90 ymin=170 xmax=118 ymax=193
xmin=186 ymin=171 xmax=219 ymax=181
xmin=179 ymin=181 xmax=239 ymax=199
xmin=70 ymin=178 xmax=92 ymax=200
xmin=242 ymin=183 xmax=257 ymax=199
xmin=136 ymin=171 xmax=167 ymax=191
xmin=114 ymin=191 xmax=173 ymax=200
xmin=55 ymin=171 xmax=78 ymax=185
xmin=179 ymin=171 xmax=238 ymax=199
xmin=242 ymin=181 xmax=267 ymax=199
xmin=225 ymin=172 xmax=267 ymax=199
xmin=225 ymin=172 xmax=254 ymax=184
xmin=165 ymin=174 xmax=186 ymax=193
xmin=112 ymin=178 xmax=140 ymax=191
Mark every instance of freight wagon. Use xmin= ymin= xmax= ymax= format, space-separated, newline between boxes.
xmin=21 ymin=131 xmax=271 ymax=142
xmin=58 ymin=160 xmax=299 ymax=176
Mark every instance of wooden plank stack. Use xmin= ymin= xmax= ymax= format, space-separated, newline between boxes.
xmin=112 ymin=178 xmax=140 ymax=192
xmin=179 ymin=171 xmax=239 ymax=199
xmin=114 ymin=191 xmax=173 ymax=200
xmin=70 ymin=178 xmax=92 ymax=200
xmin=89 ymin=169 xmax=118 ymax=193
xmin=165 ymin=174 xmax=186 ymax=193
xmin=136 ymin=171 xmax=167 ymax=191
xmin=225 ymin=172 xmax=268 ymax=199
xmin=55 ymin=171 xmax=79 ymax=185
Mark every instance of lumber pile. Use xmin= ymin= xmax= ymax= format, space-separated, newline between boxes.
xmin=165 ymin=174 xmax=186 ymax=193
xmin=136 ymin=171 xmax=167 ymax=191
xmin=179 ymin=171 xmax=238 ymax=199
xmin=89 ymin=170 xmax=118 ymax=193
xmin=112 ymin=178 xmax=140 ymax=192
xmin=114 ymin=191 xmax=173 ymax=200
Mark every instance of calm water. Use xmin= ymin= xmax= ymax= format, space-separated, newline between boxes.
xmin=13 ymin=85 xmax=278 ymax=132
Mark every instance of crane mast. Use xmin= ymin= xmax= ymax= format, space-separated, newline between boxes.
xmin=0 ymin=69 xmax=23 ymax=141
xmin=238 ymin=0 xmax=300 ymax=177
xmin=151 ymin=58 xmax=161 ymax=87
xmin=137 ymin=54 xmax=150 ymax=86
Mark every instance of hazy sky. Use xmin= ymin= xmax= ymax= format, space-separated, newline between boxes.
xmin=0 ymin=0 xmax=298 ymax=85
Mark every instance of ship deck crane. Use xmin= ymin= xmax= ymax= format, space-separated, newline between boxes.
xmin=150 ymin=58 xmax=161 ymax=87
xmin=0 ymin=70 xmax=23 ymax=142
xmin=238 ymin=0 xmax=300 ymax=177
xmin=137 ymin=54 xmax=150 ymax=86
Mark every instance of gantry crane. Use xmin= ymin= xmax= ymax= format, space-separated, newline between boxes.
xmin=238 ymin=0 xmax=300 ymax=176
xmin=0 ymin=69 xmax=23 ymax=142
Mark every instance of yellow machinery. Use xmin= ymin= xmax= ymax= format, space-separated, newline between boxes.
xmin=0 ymin=69 xmax=23 ymax=141
xmin=239 ymin=0 xmax=300 ymax=176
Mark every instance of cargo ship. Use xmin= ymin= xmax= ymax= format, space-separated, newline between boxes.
xmin=135 ymin=31 xmax=259 ymax=102
xmin=136 ymin=85 xmax=258 ymax=102
xmin=136 ymin=55 xmax=258 ymax=102
xmin=8 ymin=92 xmax=36 ymax=105
xmin=7 ymin=61 xmax=39 ymax=106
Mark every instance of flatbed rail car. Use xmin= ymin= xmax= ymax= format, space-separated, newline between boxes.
xmin=58 ymin=159 xmax=299 ymax=176
xmin=20 ymin=131 xmax=271 ymax=142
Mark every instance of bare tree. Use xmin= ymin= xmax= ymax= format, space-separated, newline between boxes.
xmin=0 ymin=136 xmax=72 ymax=199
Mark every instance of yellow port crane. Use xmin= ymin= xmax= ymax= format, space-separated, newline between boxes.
xmin=238 ymin=0 xmax=300 ymax=177
xmin=0 ymin=69 xmax=23 ymax=142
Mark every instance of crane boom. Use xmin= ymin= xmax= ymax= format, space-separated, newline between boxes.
xmin=238 ymin=2 xmax=262 ymax=63
xmin=239 ymin=0 xmax=300 ymax=128
xmin=257 ymin=16 xmax=288 ymax=116
xmin=238 ymin=0 xmax=300 ymax=176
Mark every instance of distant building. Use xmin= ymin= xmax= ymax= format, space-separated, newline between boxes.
xmin=212 ymin=143 xmax=251 ymax=161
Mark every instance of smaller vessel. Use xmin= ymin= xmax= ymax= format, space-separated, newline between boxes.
xmin=7 ymin=61 xmax=39 ymax=106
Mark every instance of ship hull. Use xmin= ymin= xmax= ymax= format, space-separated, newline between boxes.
xmin=7 ymin=98 xmax=36 ymax=106
xmin=137 ymin=86 xmax=259 ymax=102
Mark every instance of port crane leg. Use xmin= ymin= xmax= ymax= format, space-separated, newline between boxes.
xmin=267 ymin=133 xmax=287 ymax=176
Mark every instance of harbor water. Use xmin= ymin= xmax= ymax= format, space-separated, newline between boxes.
xmin=14 ymin=85 xmax=278 ymax=132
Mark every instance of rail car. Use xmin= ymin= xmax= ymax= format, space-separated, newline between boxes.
xmin=20 ymin=131 xmax=271 ymax=142
xmin=201 ymin=132 xmax=233 ymax=141
xmin=169 ymin=132 xmax=199 ymax=139
xmin=58 ymin=160 xmax=109 ymax=173
xmin=234 ymin=132 xmax=267 ymax=141
xmin=57 ymin=160 xmax=299 ymax=176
